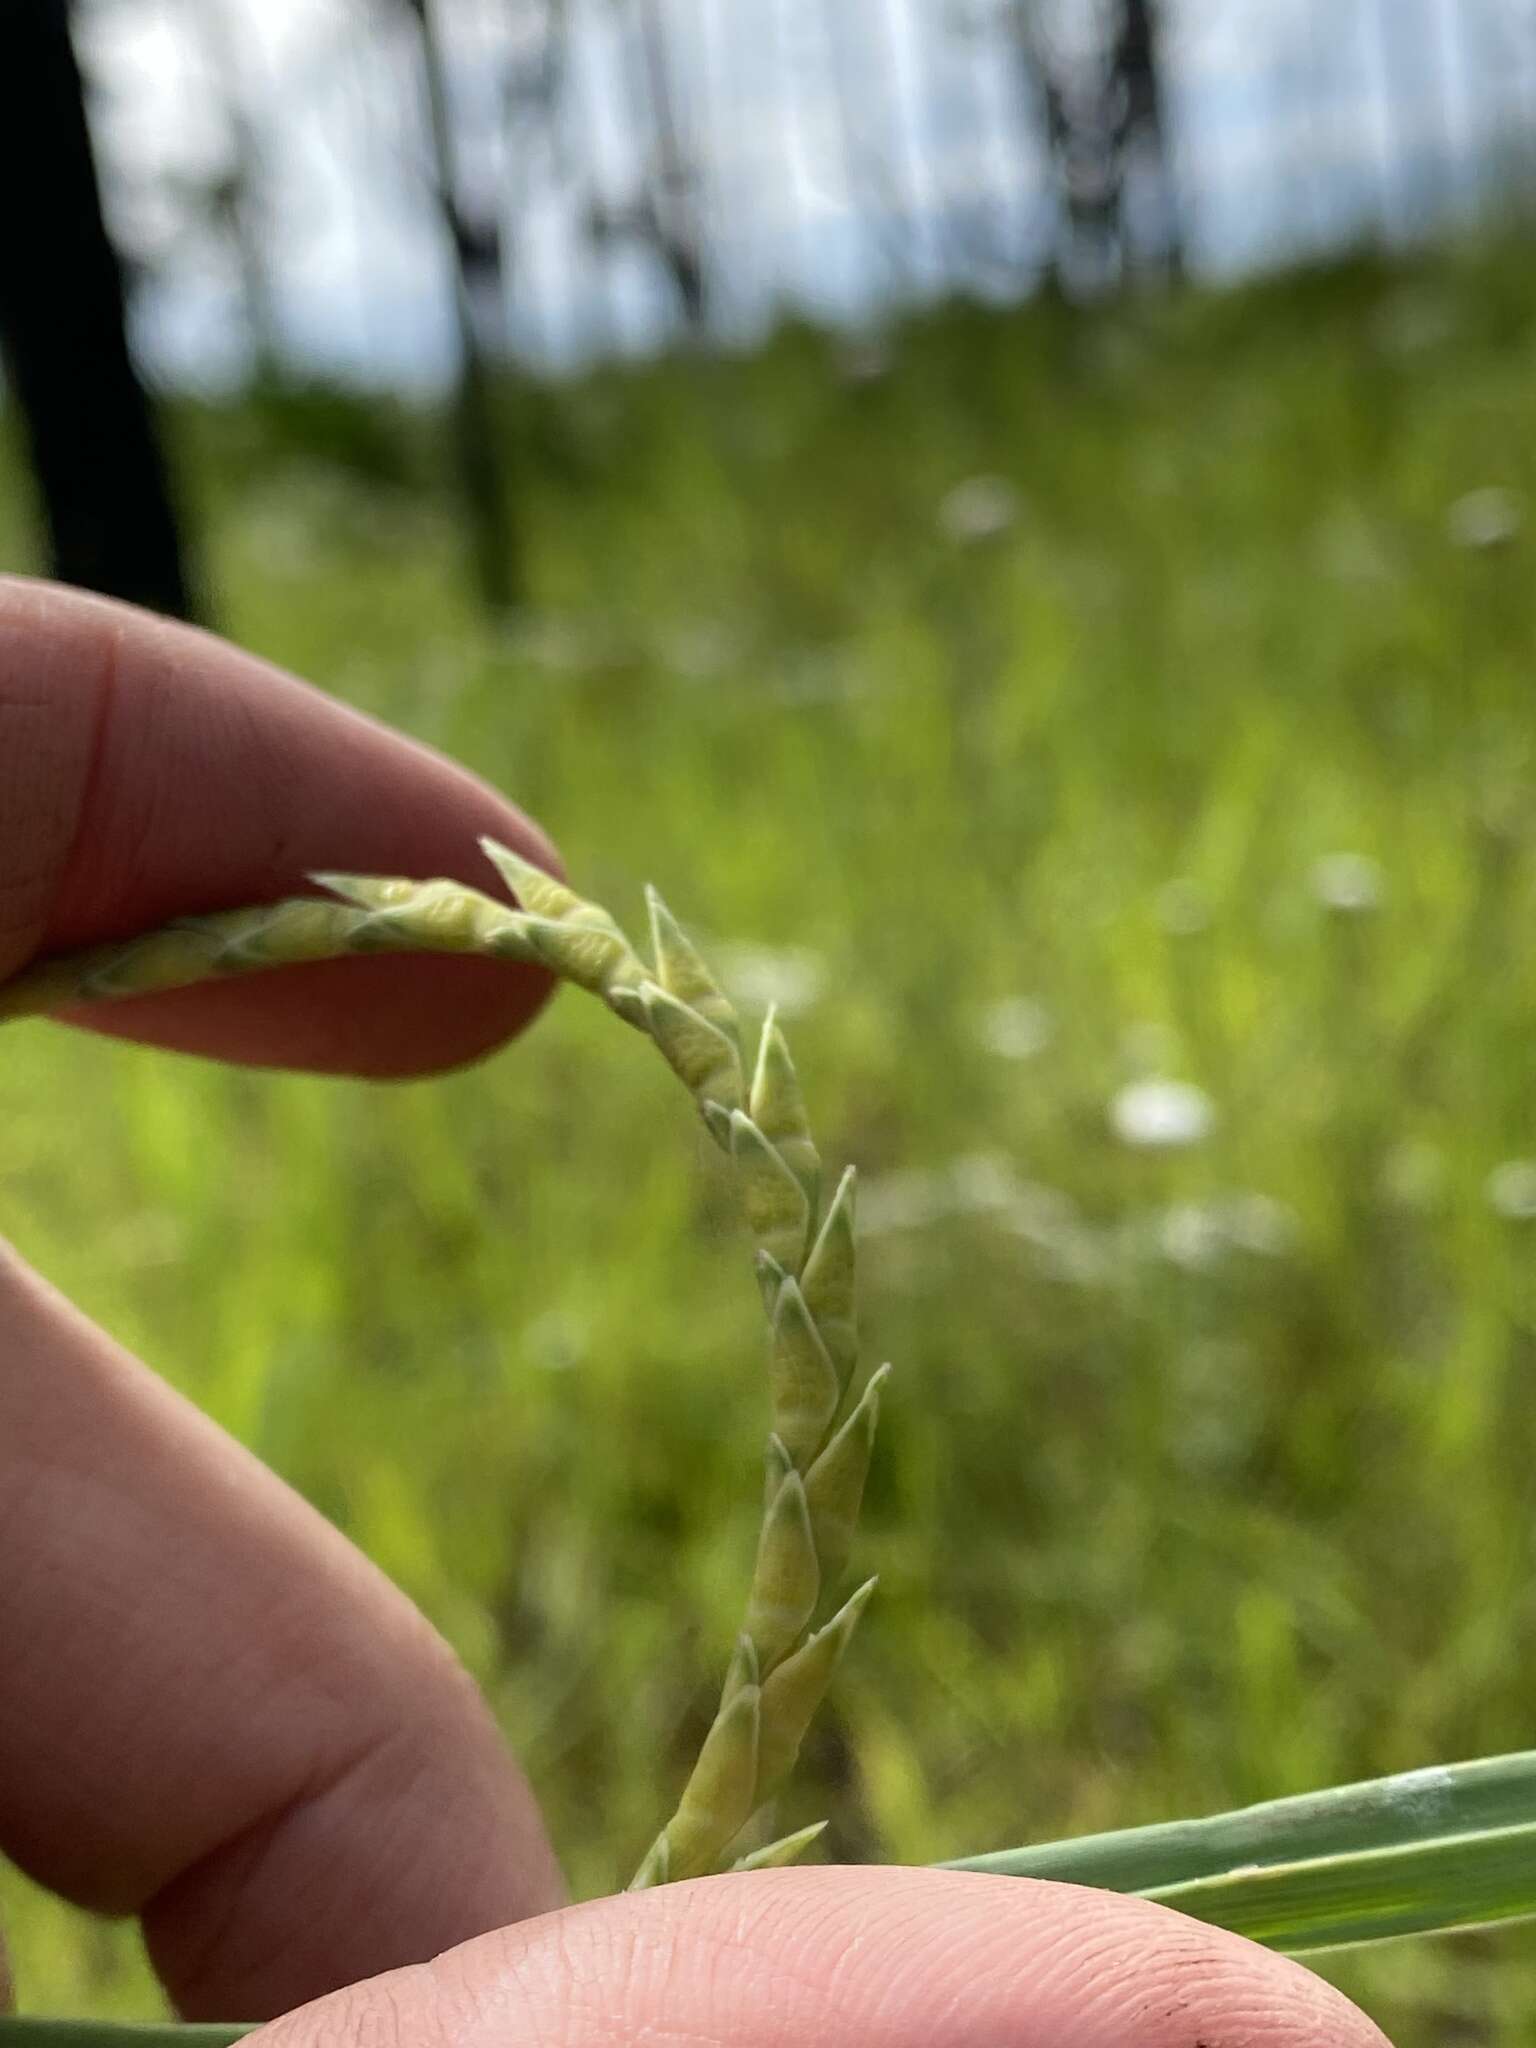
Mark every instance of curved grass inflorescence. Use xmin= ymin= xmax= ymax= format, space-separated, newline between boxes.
xmin=0 ymin=839 xmax=885 ymax=1889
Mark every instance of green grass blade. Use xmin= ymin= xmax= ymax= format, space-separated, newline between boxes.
xmin=0 ymin=2026 xmax=253 ymax=2046
xmin=1140 ymin=1819 xmax=1536 ymax=1952
xmin=941 ymin=1751 xmax=1536 ymax=1952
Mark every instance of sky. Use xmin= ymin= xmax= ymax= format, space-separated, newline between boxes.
xmin=73 ymin=0 xmax=1536 ymax=387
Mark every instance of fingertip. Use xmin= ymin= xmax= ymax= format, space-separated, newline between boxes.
xmin=0 ymin=578 xmax=566 ymax=1075
xmin=63 ymin=947 xmax=561 ymax=1079
xmin=249 ymin=1867 xmax=1392 ymax=2048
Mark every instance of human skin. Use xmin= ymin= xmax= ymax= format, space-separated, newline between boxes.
xmin=0 ymin=579 xmax=1391 ymax=2046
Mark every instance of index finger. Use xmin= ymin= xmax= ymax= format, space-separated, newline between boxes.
xmin=0 ymin=577 xmax=560 ymax=1076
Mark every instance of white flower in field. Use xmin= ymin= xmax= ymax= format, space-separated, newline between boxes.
xmin=976 ymin=996 xmax=1053 ymax=1060
xmin=1155 ymin=1192 xmax=1298 ymax=1270
xmin=711 ymin=940 xmax=825 ymax=1019
xmin=522 ymin=1308 xmax=590 ymax=1371
xmin=938 ymin=474 xmax=1020 ymax=544
xmin=1446 ymin=486 xmax=1524 ymax=552
xmin=1110 ymin=1077 xmax=1216 ymax=1150
xmin=1486 ymin=1160 xmax=1536 ymax=1221
xmin=1309 ymin=852 xmax=1384 ymax=915
xmin=1156 ymin=877 xmax=1211 ymax=936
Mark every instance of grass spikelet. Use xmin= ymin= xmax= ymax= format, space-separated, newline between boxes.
xmin=763 ymin=1431 xmax=794 ymax=1509
xmin=628 ymin=1833 xmax=670 ymax=1890
xmin=309 ymin=872 xmax=423 ymax=912
xmin=749 ymin=1008 xmax=821 ymax=1212
xmin=803 ymin=1364 xmax=890 ymax=1590
xmin=731 ymin=1822 xmax=829 ymax=1872
xmin=0 ymin=854 xmax=884 ymax=1893
xmin=755 ymin=1578 xmax=878 ymax=1792
xmin=0 ymin=901 xmax=375 ymax=1014
xmin=729 ymin=1110 xmax=811 ymax=1272
xmin=720 ymin=1633 xmax=760 ymax=1708
xmin=181 ymin=900 xmax=351 ymax=966
xmin=754 ymin=1248 xmax=788 ymax=1316
xmin=765 ymin=1276 xmax=841 ymax=1468
xmin=477 ymin=840 xmax=649 ymax=1009
xmin=642 ymin=981 xmax=744 ymax=1108
xmin=83 ymin=928 xmax=227 ymax=994
xmin=800 ymin=1166 xmax=858 ymax=1393
xmin=661 ymin=1681 xmax=763 ymax=1879
xmin=515 ymin=913 xmax=639 ymax=997
xmin=744 ymin=1470 xmax=821 ymax=1671
xmin=646 ymin=885 xmax=739 ymax=1051
xmin=358 ymin=877 xmax=516 ymax=952
xmin=477 ymin=834 xmax=586 ymax=921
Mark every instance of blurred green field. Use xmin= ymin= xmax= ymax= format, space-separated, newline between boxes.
xmin=5 ymin=232 xmax=1536 ymax=2043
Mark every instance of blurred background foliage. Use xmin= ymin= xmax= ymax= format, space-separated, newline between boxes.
xmin=3 ymin=3 xmax=1536 ymax=2044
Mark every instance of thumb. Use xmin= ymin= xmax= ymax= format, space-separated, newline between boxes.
xmin=248 ymin=1865 xmax=1393 ymax=2048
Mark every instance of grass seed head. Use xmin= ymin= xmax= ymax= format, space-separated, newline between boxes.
xmin=0 ymin=854 xmax=882 ymax=1893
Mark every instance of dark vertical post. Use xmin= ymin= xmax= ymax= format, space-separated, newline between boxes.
xmin=0 ymin=0 xmax=194 ymax=617
xmin=1112 ymin=0 xmax=1182 ymax=277
xmin=634 ymin=0 xmax=707 ymax=332
xmin=1011 ymin=7 xmax=1071 ymax=292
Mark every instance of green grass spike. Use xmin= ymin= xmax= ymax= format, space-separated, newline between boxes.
xmin=0 ymin=856 xmax=883 ymax=1906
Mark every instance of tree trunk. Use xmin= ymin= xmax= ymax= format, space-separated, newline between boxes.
xmin=1111 ymin=0 xmax=1182 ymax=277
xmin=403 ymin=0 xmax=520 ymax=615
xmin=0 ymin=0 xmax=194 ymax=618
xmin=633 ymin=0 xmax=707 ymax=333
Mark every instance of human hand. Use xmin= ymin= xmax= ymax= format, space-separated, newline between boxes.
xmin=0 ymin=581 xmax=1390 ymax=2045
